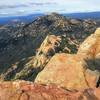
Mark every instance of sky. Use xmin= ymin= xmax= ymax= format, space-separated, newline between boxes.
xmin=0 ymin=0 xmax=100 ymax=17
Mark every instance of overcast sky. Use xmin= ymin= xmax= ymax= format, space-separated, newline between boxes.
xmin=0 ymin=0 xmax=100 ymax=17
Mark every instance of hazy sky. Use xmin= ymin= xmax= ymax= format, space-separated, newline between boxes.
xmin=0 ymin=0 xmax=100 ymax=17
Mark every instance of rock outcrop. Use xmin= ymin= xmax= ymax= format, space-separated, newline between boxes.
xmin=35 ymin=53 xmax=99 ymax=90
xmin=33 ymin=35 xmax=61 ymax=68
xmin=78 ymin=28 xmax=100 ymax=71
xmin=78 ymin=28 xmax=100 ymax=58
xmin=0 ymin=81 xmax=100 ymax=100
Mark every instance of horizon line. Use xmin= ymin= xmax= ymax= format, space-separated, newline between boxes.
xmin=0 ymin=11 xmax=100 ymax=18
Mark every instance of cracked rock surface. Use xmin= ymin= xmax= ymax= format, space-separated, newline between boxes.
xmin=0 ymin=81 xmax=100 ymax=100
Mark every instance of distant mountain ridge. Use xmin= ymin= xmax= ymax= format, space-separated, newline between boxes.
xmin=64 ymin=11 xmax=100 ymax=19
xmin=0 ymin=11 xmax=100 ymax=24
xmin=0 ymin=14 xmax=44 ymax=24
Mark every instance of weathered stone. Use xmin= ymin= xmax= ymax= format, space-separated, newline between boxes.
xmin=0 ymin=81 xmax=100 ymax=100
xmin=78 ymin=28 xmax=100 ymax=71
xmin=78 ymin=28 xmax=100 ymax=59
xmin=33 ymin=35 xmax=61 ymax=68
xmin=85 ymin=69 xmax=99 ymax=88
xmin=35 ymin=53 xmax=99 ymax=90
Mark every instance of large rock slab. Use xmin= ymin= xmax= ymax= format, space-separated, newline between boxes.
xmin=35 ymin=53 xmax=99 ymax=90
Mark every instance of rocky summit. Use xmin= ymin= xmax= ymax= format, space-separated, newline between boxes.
xmin=0 ymin=13 xmax=100 ymax=100
xmin=0 ymin=13 xmax=100 ymax=81
xmin=0 ymin=13 xmax=98 ymax=71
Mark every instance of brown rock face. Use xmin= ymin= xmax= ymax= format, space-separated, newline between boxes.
xmin=78 ymin=28 xmax=100 ymax=57
xmin=35 ymin=53 xmax=99 ymax=90
xmin=78 ymin=28 xmax=100 ymax=71
xmin=0 ymin=81 xmax=100 ymax=100
xmin=33 ymin=35 xmax=61 ymax=68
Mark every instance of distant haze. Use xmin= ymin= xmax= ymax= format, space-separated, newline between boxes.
xmin=0 ymin=0 xmax=100 ymax=17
